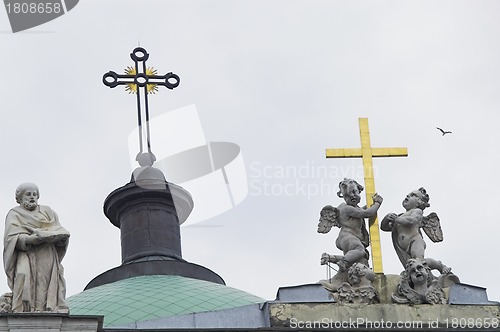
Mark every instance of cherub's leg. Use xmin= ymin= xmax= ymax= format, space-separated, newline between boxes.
xmin=343 ymin=239 xmax=367 ymax=266
xmin=409 ymin=238 xmax=426 ymax=260
xmin=321 ymin=253 xmax=343 ymax=264
xmin=334 ymin=236 xmax=368 ymax=271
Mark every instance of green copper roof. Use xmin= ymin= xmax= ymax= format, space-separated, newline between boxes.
xmin=67 ymin=275 xmax=265 ymax=327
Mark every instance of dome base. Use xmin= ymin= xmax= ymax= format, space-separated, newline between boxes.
xmin=84 ymin=259 xmax=225 ymax=290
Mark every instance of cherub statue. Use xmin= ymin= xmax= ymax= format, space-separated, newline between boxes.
xmin=392 ymin=258 xmax=447 ymax=304
xmin=318 ymin=178 xmax=383 ymax=271
xmin=380 ymin=187 xmax=446 ymax=270
xmin=317 ymin=178 xmax=382 ymax=292
xmin=336 ymin=262 xmax=379 ymax=304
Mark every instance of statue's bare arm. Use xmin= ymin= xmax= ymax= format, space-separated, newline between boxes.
xmin=380 ymin=213 xmax=397 ymax=231
xmin=395 ymin=209 xmax=423 ymax=226
xmin=343 ymin=194 xmax=383 ymax=219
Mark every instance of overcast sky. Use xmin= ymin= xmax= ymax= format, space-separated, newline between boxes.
xmin=1 ymin=0 xmax=500 ymax=303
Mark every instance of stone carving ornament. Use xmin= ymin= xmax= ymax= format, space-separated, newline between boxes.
xmin=3 ymin=183 xmax=69 ymax=313
xmin=392 ymin=258 xmax=446 ymax=304
xmin=336 ymin=263 xmax=378 ymax=304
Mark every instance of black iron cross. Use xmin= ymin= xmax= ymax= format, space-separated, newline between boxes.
xmin=102 ymin=47 xmax=180 ymax=167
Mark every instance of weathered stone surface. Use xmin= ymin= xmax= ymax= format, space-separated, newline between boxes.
xmin=0 ymin=314 xmax=102 ymax=332
xmin=372 ymin=273 xmax=401 ymax=304
xmin=269 ymin=302 xmax=500 ymax=329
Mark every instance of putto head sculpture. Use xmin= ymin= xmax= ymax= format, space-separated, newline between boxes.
xmin=347 ymin=262 xmax=375 ymax=287
xmin=391 ymin=258 xmax=446 ymax=305
xmin=335 ymin=262 xmax=378 ymax=304
xmin=406 ymin=258 xmax=434 ymax=288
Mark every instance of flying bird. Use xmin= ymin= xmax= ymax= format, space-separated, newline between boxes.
xmin=436 ymin=127 xmax=452 ymax=136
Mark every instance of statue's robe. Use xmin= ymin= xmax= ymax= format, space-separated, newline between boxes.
xmin=3 ymin=205 xmax=69 ymax=313
xmin=391 ymin=226 xmax=416 ymax=267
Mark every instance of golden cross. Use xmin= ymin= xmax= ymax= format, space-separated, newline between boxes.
xmin=325 ymin=118 xmax=408 ymax=273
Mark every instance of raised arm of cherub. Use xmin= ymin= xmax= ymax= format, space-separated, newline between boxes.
xmin=345 ymin=193 xmax=383 ymax=219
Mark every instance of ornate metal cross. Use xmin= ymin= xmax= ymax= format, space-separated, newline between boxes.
xmin=102 ymin=47 xmax=180 ymax=166
xmin=326 ymin=118 xmax=408 ymax=274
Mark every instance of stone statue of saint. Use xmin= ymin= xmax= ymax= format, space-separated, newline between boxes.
xmin=318 ymin=178 xmax=383 ymax=271
xmin=3 ymin=183 xmax=70 ymax=313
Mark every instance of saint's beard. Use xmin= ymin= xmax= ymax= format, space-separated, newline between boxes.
xmin=22 ymin=201 xmax=37 ymax=211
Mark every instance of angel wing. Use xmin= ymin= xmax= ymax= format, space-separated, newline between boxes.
xmin=421 ymin=212 xmax=443 ymax=242
xmin=317 ymin=205 xmax=340 ymax=234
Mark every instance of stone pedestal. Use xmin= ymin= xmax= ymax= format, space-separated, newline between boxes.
xmin=0 ymin=314 xmax=102 ymax=332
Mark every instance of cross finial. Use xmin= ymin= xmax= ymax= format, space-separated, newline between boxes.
xmin=102 ymin=47 xmax=180 ymax=166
